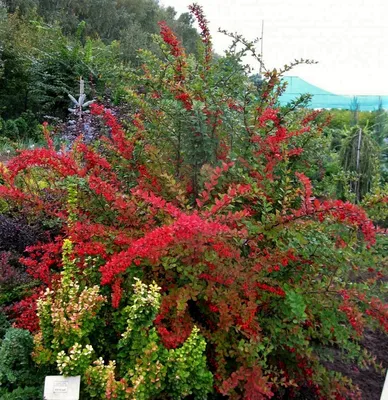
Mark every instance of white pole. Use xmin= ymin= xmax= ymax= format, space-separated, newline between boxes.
xmin=381 ymin=372 xmax=388 ymax=400
xmin=356 ymin=127 xmax=362 ymax=172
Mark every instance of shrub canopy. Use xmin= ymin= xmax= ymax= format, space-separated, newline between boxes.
xmin=0 ymin=4 xmax=386 ymax=399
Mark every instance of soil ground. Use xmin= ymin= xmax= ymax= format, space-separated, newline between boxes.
xmin=325 ymin=329 xmax=387 ymax=400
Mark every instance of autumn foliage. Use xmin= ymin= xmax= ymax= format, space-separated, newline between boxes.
xmin=0 ymin=4 xmax=386 ymax=399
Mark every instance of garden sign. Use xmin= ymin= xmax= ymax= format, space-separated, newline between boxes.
xmin=43 ymin=375 xmax=81 ymax=400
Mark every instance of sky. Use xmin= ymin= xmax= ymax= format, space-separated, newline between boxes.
xmin=160 ymin=0 xmax=388 ymax=96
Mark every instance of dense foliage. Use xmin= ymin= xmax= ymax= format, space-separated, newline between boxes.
xmin=0 ymin=0 xmax=200 ymax=128
xmin=319 ymin=108 xmax=388 ymax=203
xmin=0 ymin=3 xmax=387 ymax=400
xmin=4 ymin=0 xmax=200 ymax=59
xmin=0 ymin=328 xmax=45 ymax=398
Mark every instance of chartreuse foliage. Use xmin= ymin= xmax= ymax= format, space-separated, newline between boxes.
xmin=33 ymin=240 xmax=213 ymax=399
xmin=0 ymin=4 xmax=386 ymax=400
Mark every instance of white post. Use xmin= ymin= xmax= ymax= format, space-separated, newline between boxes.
xmin=381 ymin=372 xmax=388 ymax=400
xmin=356 ymin=127 xmax=362 ymax=172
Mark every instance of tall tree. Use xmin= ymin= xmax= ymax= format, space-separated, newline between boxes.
xmin=340 ymin=125 xmax=379 ymax=202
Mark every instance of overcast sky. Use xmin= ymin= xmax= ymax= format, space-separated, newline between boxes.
xmin=160 ymin=0 xmax=388 ymax=96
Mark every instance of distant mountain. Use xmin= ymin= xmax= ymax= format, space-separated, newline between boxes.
xmin=279 ymin=76 xmax=388 ymax=111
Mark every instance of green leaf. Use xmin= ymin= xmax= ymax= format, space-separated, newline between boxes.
xmin=285 ymin=289 xmax=307 ymax=321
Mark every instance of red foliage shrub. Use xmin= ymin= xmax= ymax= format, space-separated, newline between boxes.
xmin=0 ymin=5 xmax=385 ymax=399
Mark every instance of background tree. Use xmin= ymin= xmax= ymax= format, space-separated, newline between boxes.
xmin=350 ymin=96 xmax=360 ymax=126
xmin=373 ymin=98 xmax=388 ymax=181
xmin=0 ymin=0 xmax=201 ymax=135
xmin=339 ymin=125 xmax=379 ymax=202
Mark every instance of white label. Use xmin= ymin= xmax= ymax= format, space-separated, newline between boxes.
xmin=44 ymin=375 xmax=80 ymax=400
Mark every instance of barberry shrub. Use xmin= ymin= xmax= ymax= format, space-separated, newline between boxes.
xmin=0 ymin=4 xmax=386 ymax=399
